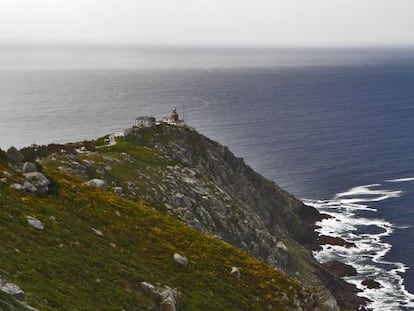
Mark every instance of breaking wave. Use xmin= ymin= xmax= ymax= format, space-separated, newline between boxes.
xmin=304 ymin=179 xmax=414 ymax=310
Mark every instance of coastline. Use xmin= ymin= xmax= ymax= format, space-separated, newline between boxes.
xmin=2 ymin=125 xmax=374 ymax=310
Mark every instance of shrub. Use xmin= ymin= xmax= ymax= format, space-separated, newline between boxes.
xmin=0 ymin=148 xmax=6 ymax=162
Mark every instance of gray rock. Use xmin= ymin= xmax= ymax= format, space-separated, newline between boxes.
xmin=27 ymin=216 xmax=44 ymax=230
xmin=23 ymin=181 xmax=38 ymax=193
xmin=3 ymin=171 xmax=12 ymax=177
xmin=0 ymin=281 xmax=25 ymax=301
xmin=140 ymin=282 xmax=180 ymax=311
xmin=276 ymin=241 xmax=289 ymax=252
xmin=22 ymin=162 xmax=37 ymax=173
xmin=0 ymin=177 xmax=7 ymax=183
xmin=141 ymin=281 xmax=156 ymax=294
xmin=6 ymin=146 xmax=24 ymax=163
xmin=92 ymin=228 xmax=104 ymax=237
xmin=10 ymin=183 xmax=23 ymax=191
xmin=84 ymin=179 xmax=107 ymax=189
xmin=250 ymin=241 xmax=260 ymax=254
xmin=113 ymin=186 xmax=123 ymax=195
xmin=173 ymin=253 xmax=189 ymax=267
xmin=317 ymin=290 xmax=339 ymax=311
xmin=81 ymin=159 xmax=95 ymax=166
xmin=230 ymin=266 xmax=240 ymax=279
xmin=182 ymin=196 xmax=192 ymax=208
xmin=175 ymin=193 xmax=184 ymax=198
xmin=160 ymin=286 xmax=179 ymax=311
xmin=23 ymin=172 xmax=50 ymax=194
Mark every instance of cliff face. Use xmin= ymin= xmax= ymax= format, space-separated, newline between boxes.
xmin=128 ymin=125 xmax=321 ymax=276
xmin=11 ymin=124 xmax=365 ymax=310
xmin=117 ymin=125 xmax=366 ymax=310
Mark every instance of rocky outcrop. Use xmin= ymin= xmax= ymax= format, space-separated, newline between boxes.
xmin=0 ymin=276 xmax=38 ymax=310
xmin=6 ymin=171 xmax=51 ymax=195
xmin=362 ymin=278 xmax=382 ymax=289
xmin=23 ymin=172 xmax=50 ymax=194
xmin=317 ymin=235 xmax=356 ymax=249
xmin=6 ymin=147 xmax=25 ymax=163
xmin=323 ymin=261 xmax=357 ymax=278
xmin=140 ymin=282 xmax=180 ymax=311
xmin=0 ymin=278 xmax=24 ymax=301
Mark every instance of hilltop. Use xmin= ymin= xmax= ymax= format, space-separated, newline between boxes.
xmin=0 ymin=124 xmax=364 ymax=310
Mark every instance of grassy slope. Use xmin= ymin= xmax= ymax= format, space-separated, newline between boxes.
xmin=0 ymin=158 xmax=315 ymax=310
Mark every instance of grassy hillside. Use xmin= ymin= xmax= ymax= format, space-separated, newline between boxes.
xmin=0 ymin=155 xmax=322 ymax=310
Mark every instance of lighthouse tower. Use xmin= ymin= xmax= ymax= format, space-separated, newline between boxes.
xmin=161 ymin=106 xmax=185 ymax=126
xmin=171 ymin=107 xmax=179 ymax=123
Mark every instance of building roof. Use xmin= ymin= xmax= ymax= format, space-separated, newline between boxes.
xmin=136 ymin=116 xmax=155 ymax=120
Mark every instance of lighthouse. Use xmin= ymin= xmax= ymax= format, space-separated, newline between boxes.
xmin=171 ymin=107 xmax=179 ymax=123
xmin=161 ymin=106 xmax=185 ymax=126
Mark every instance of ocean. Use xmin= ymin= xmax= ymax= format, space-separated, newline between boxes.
xmin=1 ymin=46 xmax=414 ymax=310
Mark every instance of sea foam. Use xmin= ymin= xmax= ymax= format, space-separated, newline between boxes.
xmin=305 ymin=182 xmax=414 ymax=310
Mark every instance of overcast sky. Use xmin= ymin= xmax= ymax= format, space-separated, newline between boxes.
xmin=1 ymin=0 xmax=414 ymax=47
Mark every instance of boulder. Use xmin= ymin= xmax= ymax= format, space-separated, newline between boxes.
xmin=27 ymin=216 xmax=44 ymax=230
xmin=230 ymin=266 xmax=240 ymax=279
xmin=23 ymin=172 xmax=51 ymax=194
xmin=6 ymin=146 xmax=24 ymax=163
xmin=160 ymin=286 xmax=180 ymax=311
xmin=84 ymin=179 xmax=107 ymax=189
xmin=22 ymin=162 xmax=37 ymax=173
xmin=173 ymin=253 xmax=189 ymax=267
xmin=318 ymin=235 xmax=356 ymax=249
xmin=140 ymin=282 xmax=180 ymax=311
xmin=362 ymin=278 xmax=382 ymax=289
xmin=323 ymin=261 xmax=357 ymax=278
xmin=23 ymin=181 xmax=38 ymax=193
xmin=0 ymin=280 xmax=25 ymax=301
xmin=92 ymin=228 xmax=104 ymax=237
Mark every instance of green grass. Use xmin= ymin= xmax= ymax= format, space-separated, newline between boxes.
xmin=0 ymin=291 xmax=29 ymax=311
xmin=0 ymin=161 xmax=314 ymax=310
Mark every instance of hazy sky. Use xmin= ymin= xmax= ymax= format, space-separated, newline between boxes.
xmin=1 ymin=0 xmax=414 ymax=47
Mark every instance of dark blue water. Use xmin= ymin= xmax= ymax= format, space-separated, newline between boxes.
xmin=2 ymin=55 xmax=414 ymax=309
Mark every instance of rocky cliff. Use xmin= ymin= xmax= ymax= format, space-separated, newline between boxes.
xmin=0 ymin=124 xmax=366 ymax=310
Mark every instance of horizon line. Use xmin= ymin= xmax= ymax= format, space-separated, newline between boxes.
xmin=2 ymin=43 xmax=414 ymax=50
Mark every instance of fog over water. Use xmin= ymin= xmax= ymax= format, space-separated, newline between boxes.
xmin=1 ymin=46 xmax=414 ymax=70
